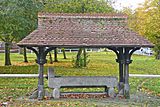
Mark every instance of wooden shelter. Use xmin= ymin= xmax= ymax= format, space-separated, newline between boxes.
xmin=17 ymin=12 xmax=153 ymax=100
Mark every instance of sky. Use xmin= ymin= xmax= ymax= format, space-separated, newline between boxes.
xmin=113 ymin=0 xmax=145 ymax=10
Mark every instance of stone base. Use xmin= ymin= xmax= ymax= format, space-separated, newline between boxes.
xmin=108 ymin=87 xmax=116 ymax=98
xmin=53 ymin=88 xmax=60 ymax=99
xmin=29 ymin=89 xmax=52 ymax=99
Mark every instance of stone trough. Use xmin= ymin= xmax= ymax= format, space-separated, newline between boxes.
xmin=48 ymin=68 xmax=118 ymax=99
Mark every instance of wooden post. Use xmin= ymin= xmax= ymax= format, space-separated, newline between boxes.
xmin=38 ymin=64 xmax=44 ymax=100
xmin=123 ymin=48 xmax=131 ymax=99
xmin=36 ymin=47 xmax=47 ymax=100
xmin=108 ymin=47 xmax=125 ymax=95
xmin=119 ymin=48 xmax=124 ymax=84
xmin=108 ymin=47 xmax=140 ymax=98
xmin=26 ymin=47 xmax=55 ymax=100
xmin=117 ymin=48 xmax=124 ymax=95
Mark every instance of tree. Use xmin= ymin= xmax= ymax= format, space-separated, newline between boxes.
xmin=122 ymin=0 xmax=160 ymax=59
xmin=23 ymin=47 xmax=28 ymax=63
xmin=143 ymin=0 xmax=160 ymax=59
xmin=62 ymin=48 xmax=67 ymax=59
xmin=0 ymin=0 xmax=42 ymax=65
xmin=48 ymin=51 xmax=53 ymax=64
xmin=54 ymin=48 xmax=58 ymax=62
xmin=43 ymin=0 xmax=114 ymax=13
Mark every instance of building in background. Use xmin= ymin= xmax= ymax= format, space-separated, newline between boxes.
xmin=134 ymin=48 xmax=153 ymax=56
xmin=0 ymin=42 xmax=19 ymax=53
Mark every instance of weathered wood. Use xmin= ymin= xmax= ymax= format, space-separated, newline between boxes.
xmin=129 ymin=74 xmax=160 ymax=78
xmin=0 ymin=74 xmax=47 ymax=78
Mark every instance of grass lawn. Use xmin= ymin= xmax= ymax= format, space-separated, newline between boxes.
xmin=0 ymin=51 xmax=160 ymax=106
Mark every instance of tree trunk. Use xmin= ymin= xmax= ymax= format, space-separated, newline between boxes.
xmin=4 ymin=42 xmax=11 ymax=66
xmin=49 ymin=51 xmax=53 ymax=64
xmin=75 ymin=48 xmax=83 ymax=67
xmin=23 ymin=47 xmax=28 ymax=62
xmin=83 ymin=48 xmax=87 ymax=67
xmin=62 ymin=48 xmax=67 ymax=59
xmin=156 ymin=50 xmax=160 ymax=60
xmin=18 ymin=48 xmax=23 ymax=54
xmin=54 ymin=48 xmax=58 ymax=62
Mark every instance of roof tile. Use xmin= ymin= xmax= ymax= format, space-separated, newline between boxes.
xmin=18 ymin=13 xmax=153 ymax=47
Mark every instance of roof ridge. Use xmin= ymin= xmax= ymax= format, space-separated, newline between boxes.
xmin=38 ymin=12 xmax=128 ymax=19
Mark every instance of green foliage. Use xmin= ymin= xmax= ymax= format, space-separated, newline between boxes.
xmin=42 ymin=0 xmax=114 ymax=13
xmin=72 ymin=48 xmax=90 ymax=68
xmin=122 ymin=0 xmax=160 ymax=59
xmin=0 ymin=0 xmax=43 ymax=65
xmin=0 ymin=0 xmax=42 ymax=42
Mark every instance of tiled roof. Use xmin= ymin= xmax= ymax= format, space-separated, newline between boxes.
xmin=17 ymin=13 xmax=153 ymax=48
